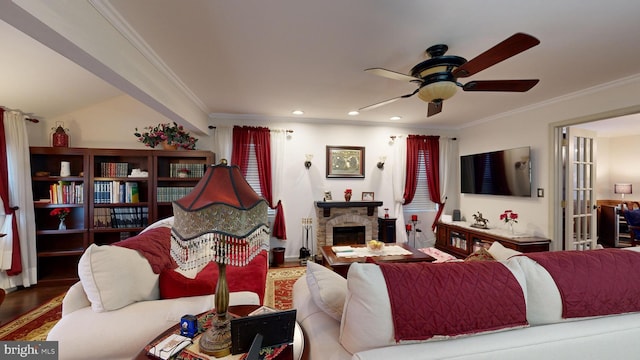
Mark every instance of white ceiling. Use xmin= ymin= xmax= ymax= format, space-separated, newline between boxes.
xmin=2 ymin=0 xmax=640 ymax=134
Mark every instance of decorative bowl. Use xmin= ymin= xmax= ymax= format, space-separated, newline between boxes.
xmin=367 ymin=240 xmax=385 ymax=253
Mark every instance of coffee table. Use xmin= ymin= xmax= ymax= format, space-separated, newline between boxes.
xmin=320 ymin=243 xmax=435 ymax=277
xmin=135 ymin=304 xmax=303 ymax=360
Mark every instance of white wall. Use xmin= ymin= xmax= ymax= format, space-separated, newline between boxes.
xmin=26 ymin=97 xmax=457 ymax=260
xmin=597 ymin=134 xmax=640 ymax=202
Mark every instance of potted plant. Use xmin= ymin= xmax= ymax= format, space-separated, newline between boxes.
xmin=134 ymin=122 xmax=198 ymax=150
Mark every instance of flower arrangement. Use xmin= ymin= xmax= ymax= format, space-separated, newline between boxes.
xmin=344 ymin=189 xmax=352 ymax=195
xmin=50 ymin=207 xmax=71 ymax=221
xmin=500 ymin=210 xmax=519 ymax=225
xmin=133 ymin=122 xmax=198 ymax=150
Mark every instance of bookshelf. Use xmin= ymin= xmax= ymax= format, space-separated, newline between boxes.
xmin=30 ymin=147 xmax=215 ymax=285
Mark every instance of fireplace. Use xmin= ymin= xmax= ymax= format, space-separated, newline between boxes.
xmin=333 ymin=225 xmax=366 ymax=246
xmin=314 ymin=200 xmax=383 ymax=255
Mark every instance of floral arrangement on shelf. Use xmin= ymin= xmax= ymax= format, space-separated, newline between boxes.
xmin=133 ymin=122 xmax=198 ymax=150
xmin=344 ymin=189 xmax=352 ymax=196
xmin=50 ymin=207 xmax=71 ymax=221
xmin=178 ymin=168 xmax=190 ymax=174
xmin=500 ymin=210 xmax=519 ymax=225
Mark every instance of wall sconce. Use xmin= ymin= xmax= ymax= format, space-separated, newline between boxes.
xmin=304 ymin=154 xmax=313 ymax=169
xmin=377 ymin=156 xmax=386 ymax=169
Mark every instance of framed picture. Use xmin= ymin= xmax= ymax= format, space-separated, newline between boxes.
xmin=324 ymin=191 xmax=332 ymax=201
xmin=362 ymin=192 xmax=374 ymax=201
xmin=326 ymin=145 xmax=365 ymax=178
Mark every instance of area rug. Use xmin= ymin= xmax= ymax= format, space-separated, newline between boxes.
xmin=0 ymin=293 xmax=64 ymax=341
xmin=264 ymin=266 xmax=306 ymax=310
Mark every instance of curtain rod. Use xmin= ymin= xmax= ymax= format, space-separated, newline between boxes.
xmin=1 ymin=106 xmax=40 ymax=123
xmin=208 ymin=125 xmax=293 ymax=133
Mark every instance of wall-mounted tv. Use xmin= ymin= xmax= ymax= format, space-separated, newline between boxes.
xmin=460 ymin=146 xmax=531 ymax=197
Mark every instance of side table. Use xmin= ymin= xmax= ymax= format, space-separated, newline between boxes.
xmin=135 ymin=305 xmax=303 ymax=360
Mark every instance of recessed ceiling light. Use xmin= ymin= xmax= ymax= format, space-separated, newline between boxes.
xmin=390 ymin=116 xmax=402 ymax=121
xmin=348 ymin=110 xmax=359 ymax=116
xmin=292 ymin=110 xmax=304 ymax=115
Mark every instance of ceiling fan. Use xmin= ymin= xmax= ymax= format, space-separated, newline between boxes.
xmin=360 ymin=33 xmax=540 ymax=117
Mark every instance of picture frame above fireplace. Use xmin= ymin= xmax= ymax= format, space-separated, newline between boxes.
xmin=362 ymin=192 xmax=374 ymax=201
xmin=326 ymin=145 xmax=365 ymax=178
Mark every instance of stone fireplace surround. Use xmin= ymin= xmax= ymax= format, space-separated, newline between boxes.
xmin=314 ymin=201 xmax=383 ymax=256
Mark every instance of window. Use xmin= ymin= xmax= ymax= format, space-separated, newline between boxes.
xmin=404 ymin=150 xmax=437 ymax=212
xmin=244 ymin=144 xmax=276 ymax=216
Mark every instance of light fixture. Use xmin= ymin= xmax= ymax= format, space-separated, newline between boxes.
xmin=390 ymin=116 xmax=402 ymax=121
xmin=417 ymin=81 xmax=458 ymax=103
xmin=304 ymin=154 xmax=313 ymax=169
xmin=348 ymin=110 xmax=360 ymax=116
xmin=171 ymin=164 xmax=269 ymax=357
xmin=292 ymin=110 xmax=304 ymax=115
xmin=377 ymin=156 xmax=386 ymax=169
xmin=614 ymin=183 xmax=633 ymax=208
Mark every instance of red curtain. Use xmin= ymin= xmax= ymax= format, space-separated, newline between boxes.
xmin=403 ymin=135 xmax=445 ymax=231
xmin=231 ymin=126 xmax=287 ymax=239
xmin=0 ymin=109 xmax=22 ymax=275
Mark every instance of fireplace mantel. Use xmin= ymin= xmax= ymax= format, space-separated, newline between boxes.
xmin=315 ymin=201 xmax=383 ymax=217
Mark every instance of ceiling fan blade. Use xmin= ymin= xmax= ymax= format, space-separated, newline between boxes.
xmin=365 ymin=68 xmax=421 ymax=82
xmin=359 ymin=89 xmax=419 ymax=111
xmin=427 ymin=101 xmax=443 ymax=117
xmin=462 ymin=79 xmax=539 ymax=92
xmin=452 ymin=33 xmax=540 ymax=78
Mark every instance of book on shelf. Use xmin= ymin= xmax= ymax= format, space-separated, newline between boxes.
xmin=93 ymin=181 xmax=140 ymax=204
xmin=49 ymin=181 xmax=83 ymax=204
xmin=100 ymin=162 xmax=129 ymax=177
xmin=169 ymin=163 xmax=205 ymax=178
xmin=93 ymin=207 xmax=148 ymax=228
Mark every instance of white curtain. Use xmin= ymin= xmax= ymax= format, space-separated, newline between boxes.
xmin=439 ymin=138 xmax=458 ymax=214
xmin=270 ymin=129 xmax=286 ymax=210
xmin=391 ymin=136 xmax=407 ymax=243
xmin=212 ymin=126 xmax=233 ymax=164
xmin=0 ymin=111 xmax=36 ymax=289
xmin=0 ymin=196 xmax=13 ymax=270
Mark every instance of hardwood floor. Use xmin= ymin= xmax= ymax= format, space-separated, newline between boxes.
xmin=0 ymin=284 xmax=69 ymax=326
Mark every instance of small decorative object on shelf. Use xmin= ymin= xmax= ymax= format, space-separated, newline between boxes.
xmin=50 ymin=207 xmax=70 ymax=230
xmin=344 ymin=188 xmax=352 ymax=202
xmin=471 ymin=211 xmax=489 ymax=229
xmin=51 ymin=122 xmax=69 ymax=148
xmin=384 ymin=208 xmax=389 ymax=218
xmin=134 ymin=122 xmax=198 ymax=150
xmin=177 ymin=168 xmax=190 ymax=178
xmin=500 ymin=209 xmax=519 ymax=233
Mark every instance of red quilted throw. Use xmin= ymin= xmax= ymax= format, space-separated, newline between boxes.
xmin=525 ymin=249 xmax=640 ymax=318
xmin=378 ymin=262 xmax=527 ymax=342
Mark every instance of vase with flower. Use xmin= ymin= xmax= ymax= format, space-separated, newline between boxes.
xmin=134 ymin=122 xmax=198 ymax=150
xmin=500 ymin=210 xmax=519 ymax=234
xmin=178 ymin=168 xmax=190 ymax=178
xmin=51 ymin=207 xmax=71 ymax=230
xmin=344 ymin=189 xmax=352 ymax=202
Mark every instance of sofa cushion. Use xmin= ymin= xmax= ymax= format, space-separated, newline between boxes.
xmin=158 ymin=250 xmax=268 ymax=303
xmin=78 ymin=244 xmax=159 ymax=312
xmin=305 ymin=261 xmax=347 ymax=321
xmin=487 ymin=241 xmax=522 ymax=260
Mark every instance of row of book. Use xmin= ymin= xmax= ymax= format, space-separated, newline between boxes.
xmin=93 ymin=207 xmax=149 ymax=228
xmin=49 ymin=181 xmax=84 ymax=204
xmin=100 ymin=162 xmax=129 ymax=177
xmin=157 ymin=186 xmax=194 ymax=202
xmin=94 ymin=181 xmax=140 ymax=204
xmin=169 ymin=163 xmax=206 ymax=178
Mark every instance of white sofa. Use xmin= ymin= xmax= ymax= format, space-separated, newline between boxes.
xmin=294 ymin=243 xmax=640 ymax=360
xmin=47 ymin=217 xmax=266 ymax=360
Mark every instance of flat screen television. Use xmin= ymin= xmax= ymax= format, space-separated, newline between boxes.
xmin=460 ymin=146 xmax=531 ymax=197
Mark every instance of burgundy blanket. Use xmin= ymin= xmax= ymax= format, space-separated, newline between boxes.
xmin=113 ymin=227 xmax=177 ymax=274
xmin=525 ymin=249 xmax=640 ymax=318
xmin=378 ymin=261 xmax=527 ymax=342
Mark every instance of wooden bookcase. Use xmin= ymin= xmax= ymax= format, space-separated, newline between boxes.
xmin=29 ymin=147 xmax=215 ymax=285
xmin=436 ymin=221 xmax=551 ymax=258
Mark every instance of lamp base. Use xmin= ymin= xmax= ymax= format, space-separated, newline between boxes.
xmin=199 ymin=314 xmax=231 ymax=357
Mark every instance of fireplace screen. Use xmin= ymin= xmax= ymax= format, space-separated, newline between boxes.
xmin=333 ymin=226 xmax=366 ymax=246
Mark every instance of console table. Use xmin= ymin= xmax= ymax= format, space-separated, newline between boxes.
xmin=436 ymin=221 xmax=551 ymax=258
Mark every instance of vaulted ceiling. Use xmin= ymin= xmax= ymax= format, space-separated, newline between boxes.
xmin=2 ymin=1 xmax=640 ymax=135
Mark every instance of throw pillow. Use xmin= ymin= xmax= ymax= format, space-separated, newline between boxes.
xmin=464 ymin=247 xmax=495 ymax=262
xmin=487 ymin=241 xmax=522 ymax=260
xmin=158 ymin=250 xmax=268 ymax=303
xmin=78 ymin=244 xmax=159 ymax=312
xmin=305 ymin=261 xmax=347 ymax=321
xmin=113 ymin=227 xmax=177 ymax=274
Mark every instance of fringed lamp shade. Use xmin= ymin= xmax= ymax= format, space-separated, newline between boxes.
xmin=171 ymin=164 xmax=269 ymax=271
xmin=170 ymin=164 xmax=269 ymax=357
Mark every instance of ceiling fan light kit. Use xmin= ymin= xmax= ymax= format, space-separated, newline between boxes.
xmin=361 ymin=33 xmax=541 ymax=117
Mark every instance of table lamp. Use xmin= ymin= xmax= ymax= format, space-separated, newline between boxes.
xmin=171 ymin=164 xmax=269 ymax=357
xmin=614 ymin=183 xmax=632 ymax=209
